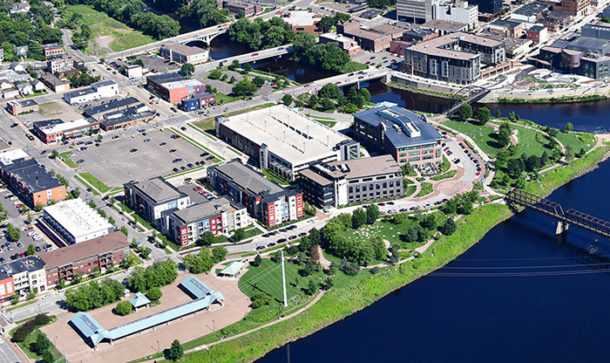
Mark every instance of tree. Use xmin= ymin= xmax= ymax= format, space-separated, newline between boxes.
xmin=419 ymin=215 xmax=437 ymax=230
xmin=208 ymin=69 xmax=222 ymax=79
xmin=564 ymin=122 xmax=573 ymax=131
xmin=282 ymin=94 xmax=293 ymax=106
xmin=351 ymin=208 xmax=367 ymax=229
xmin=366 ymin=204 xmax=380 ymax=224
xmin=319 ymin=97 xmax=335 ymax=111
xmin=309 ymin=228 xmax=321 ymax=246
xmin=6 ymin=223 xmax=20 ymax=241
xmin=146 ymin=286 xmax=162 ymax=301
xmin=458 ymin=103 xmax=473 ymax=120
xmin=508 ymin=111 xmax=517 ymax=122
xmin=183 ymin=248 xmax=215 ymax=274
xmin=41 ymin=350 xmax=54 ymax=363
xmin=495 ymin=109 xmax=501 ymax=118
xmin=305 ymin=280 xmax=318 ymax=295
xmin=251 ymin=292 xmax=273 ymax=308
xmin=180 ymin=63 xmax=194 ymax=77
xmin=476 ymin=106 xmax=491 ymax=125
xmin=27 ymin=244 xmax=35 ymax=256
xmin=165 ymin=339 xmax=184 ymax=362
xmin=251 ymin=254 xmax=262 ymax=267
xmin=456 ymin=197 xmax=473 ymax=215
xmin=308 ymin=94 xmax=319 ymax=107
xmin=120 ymin=226 xmax=128 ymax=236
xmin=372 ymin=238 xmax=387 ymax=260
xmin=197 ymin=231 xmax=215 ymax=246
xmin=318 ymin=16 xmax=336 ymax=33
xmin=319 ymin=83 xmax=341 ymax=99
xmin=242 ymin=62 xmax=252 ymax=72
xmin=115 ymin=301 xmax=133 ymax=316
xmin=442 ymin=199 xmax=457 ymax=214
xmin=51 ymin=150 xmax=59 ymax=159
xmin=565 ymin=145 xmax=574 ymax=161
xmin=212 ymin=246 xmax=227 ymax=263
xmin=442 ymin=218 xmax=456 ymax=235
xmin=233 ymin=228 xmax=246 ymax=241
xmin=540 ymin=151 xmax=550 ymax=166
xmin=232 ymin=79 xmax=258 ymax=96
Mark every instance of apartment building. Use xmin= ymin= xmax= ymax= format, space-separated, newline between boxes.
xmin=42 ymin=44 xmax=65 ymax=60
xmin=0 ymin=158 xmax=66 ymax=207
xmin=432 ymin=1 xmax=478 ymax=29
xmin=0 ymin=257 xmax=47 ymax=296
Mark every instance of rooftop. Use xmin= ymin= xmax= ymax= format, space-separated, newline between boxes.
xmin=1 ymin=158 xmax=63 ymax=192
xmin=513 ymin=1 xmax=550 ymax=16
xmin=129 ymin=292 xmax=151 ymax=308
xmin=83 ymin=97 xmax=140 ymax=117
xmin=161 ymin=42 xmax=207 ymax=56
xmin=217 ymin=105 xmax=351 ymax=165
xmin=0 ymin=149 xmax=28 ymax=166
xmin=327 ymin=155 xmax=401 ymax=179
xmin=43 ymin=199 xmax=113 ymax=240
xmin=147 ymin=73 xmax=185 ymax=85
xmin=171 ymin=197 xmax=241 ymax=224
xmin=407 ymin=32 xmax=502 ymax=61
xmin=489 ymin=19 xmax=523 ymax=28
xmin=17 ymin=99 xmax=37 ymax=107
xmin=343 ymin=27 xmax=390 ymax=41
xmin=92 ymin=80 xmax=117 ymax=89
xmin=38 ymin=232 xmax=129 ymax=270
xmin=219 ymin=261 xmax=245 ymax=276
xmin=421 ymin=19 xmax=467 ymax=32
xmin=126 ymin=177 xmax=186 ymax=204
xmin=529 ymin=25 xmax=547 ymax=32
xmin=211 ymin=160 xmax=284 ymax=196
xmin=42 ymin=43 xmax=62 ymax=50
xmin=282 ymin=11 xmax=322 ymax=27
xmin=36 ymin=119 xmax=95 ymax=135
xmin=0 ymin=256 xmax=45 ymax=280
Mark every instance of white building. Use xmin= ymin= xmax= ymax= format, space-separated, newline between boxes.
xmin=432 ymin=1 xmax=478 ymax=29
xmin=160 ymin=43 xmax=209 ymax=65
xmin=9 ymin=2 xmax=30 ymax=14
xmin=16 ymin=83 xmax=33 ymax=96
xmin=63 ymin=80 xmax=118 ymax=104
xmin=125 ymin=64 xmax=143 ymax=79
xmin=0 ymin=257 xmax=47 ymax=296
xmin=42 ymin=199 xmax=114 ymax=245
xmin=397 ymin=0 xmax=439 ymax=23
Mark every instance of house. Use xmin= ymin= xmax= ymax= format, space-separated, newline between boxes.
xmin=9 ymin=2 xmax=30 ymax=14
xmin=33 ymin=80 xmax=45 ymax=92
xmin=42 ymin=44 xmax=65 ymax=60
xmin=3 ymin=88 xmax=19 ymax=99
xmin=16 ymin=83 xmax=33 ymax=96
xmin=10 ymin=62 xmax=25 ymax=72
xmin=14 ymin=46 xmax=28 ymax=58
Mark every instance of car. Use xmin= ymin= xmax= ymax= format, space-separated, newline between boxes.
xmin=365 ymin=61 xmax=370 ymax=65
xmin=298 ymin=232 xmax=307 ymax=237
xmin=80 ymin=147 xmax=88 ymax=151
xmin=171 ymin=134 xmax=180 ymax=139
xmin=187 ymin=163 xmax=194 ymax=168
xmin=17 ymin=242 xmax=22 ymax=248
xmin=335 ymin=81 xmax=341 ymax=84
xmin=181 ymin=126 xmax=187 ymax=131
xmin=0 ymin=257 xmax=4 ymax=263
xmin=193 ymin=186 xmax=203 ymax=191
xmin=268 ymin=242 xmax=276 ymax=247
xmin=10 ymin=123 xmax=18 ymax=128
xmin=16 ymin=204 xmax=24 ymax=209
xmin=476 ymin=171 xmax=481 ymax=176
xmin=23 ymin=226 xmax=33 ymax=231
xmin=169 ymin=149 xmax=177 ymax=153
xmin=180 ymin=166 xmax=186 ymax=170
xmin=378 ymin=202 xmax=386 ymax=206
xmin=200 ymin=152 xmax=209 ymax=157
xmin=112 ymin=135 xmax=120 ymax=139
xmin=277 ymin=238 xmax=287 ymax=243
xmin=19 ymin=252 xmax=25 ymax=258
xmin=173 ymin=167 xmax=179 ymax=172
xmin=144 ymin=138 xmax=151 ymax=142
xmin=206 ymin=156 xmax=214 ymax=160
xmin=205 ymin=195 xmax=214 ymax=200
xmin=278 ymin=47 xmax=284 ymax=50
xmin=256 ymin=245 xmax=265 ymax=250
xmin=172 ymin=158 xmax=182 ymax=163
xmin=304 ymin=84 xmax=311 ymax=87
xmin=160 ymin=142 xmax=167 ymax=146
xmin=288 ymin=225 xmax=297 ymax=230
xmin=149 ymin=101 xmax=154 ymax=104
xmin=251 ymin=52 xmax=259 ymax=56
xmin=170 ymin=107 xmax=177 ymax=112
xmin=10 ymin=254 xmax=17 ymax=260
xmin=26 ymin=134 xmax=34 ymax=141
xmin=130 ymin=148 xmax=138 ymax=152
xmin=85 ymin=141 xmax=93 ymax=145
xmin=358 ymin=76 xmax=364 ymax=79
xmin=348 ymin=73 xmax=354 ymax=76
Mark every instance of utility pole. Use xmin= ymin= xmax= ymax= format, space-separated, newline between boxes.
xmin=281 ymin=250 xmax=287 ymax=308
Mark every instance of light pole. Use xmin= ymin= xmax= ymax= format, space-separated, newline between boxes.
xmin=156 ymin=339 xmax=159 ymax=353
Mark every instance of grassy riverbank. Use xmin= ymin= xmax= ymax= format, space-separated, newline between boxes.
xmin=497 ymin=94 xmax=607 ymax=104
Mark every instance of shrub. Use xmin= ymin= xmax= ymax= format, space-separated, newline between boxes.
xmin=30 ymin=333 xmax=51 ymax=354
xmin=12 ymin=320 xmax=36 ymax=342
xmin=146 ymin=287 xmax=162 ymax=301
xmin=115 ymin=301 xmax=133 ymax=316
xmin=251 ymin=293 xmax=273 ymax=308
xmin=339 ymin=260 xmax=360 ymax=276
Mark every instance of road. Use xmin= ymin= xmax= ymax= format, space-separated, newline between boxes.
xmin=194 ymin=45 xmax=294 ymax=72
xmin=0 ymin=337 xmax=21 ymax=363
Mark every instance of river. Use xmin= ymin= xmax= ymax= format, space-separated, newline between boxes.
xmin=257 ymin=105 xmax=610 ymax=362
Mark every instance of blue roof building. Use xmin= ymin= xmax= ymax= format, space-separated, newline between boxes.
xmin=353 ymin=103 xmax=443 ymax=170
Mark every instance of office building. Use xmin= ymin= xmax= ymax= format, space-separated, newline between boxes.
xmin=487 ymin=19 xmax=525 ymax=38
xmin=432 ymin=1 xmax=478 ymax=28
xmin=527 ymin=25 xmax=549 ymax=43
xmin=40 ymin=232 xmax=130 ymax=286
xmin=221 ymin=0 xmax=262 ymax=16
xmin=281 ymin=11 xmax=324 ymax=34
xmin=63 ymin=80 xmax=118 ymax=104
xmin=33 ymin=118 xmax=99 ymax=144
xmin=216 ymin=105 xmax=359 ymax=180
xmin=146 ymin=73 xmax=206 ymax=103
xmin=469 ymin=0 xmax=502 ymax=14
xmin=160 ymin=43 xmax=209 ymax=65
xmin=0 ymin=158 xmax=66 ymax=207
xmin=0 ymin=257 xmax=47 ymax=297
xmin=42 ymin=199 xmax=114 ymax=245
xmin=167 ymin=197 xmax=249 ymax=246
xmin=554 ymin=0 xmax=589 ymax=16
xmin=99 ymin=104 xmax=155 ymax=131
xmin=42 ymin=44 xmax=65 ymax=60
xmin=124 ymin=177 xmax=191 ymax=230
xmin=353 ymin=103 xmax=443 ymax=170
xmin=511 ymin=1 xmax=551 ymax=22
xmin=397 ymin=0 xmax=439 ymax=23
xmin=298 ymin=155 xmax=403 ymax=208
xmin=41 ymin=73 xmax=70 ymax=93
xmin=208 ymin=160 xmax=304 ymax=227
xmin=7 ymin=99 xmax=38 ymax=116
xmin=338 ymin=20 xmax=392 ymax=52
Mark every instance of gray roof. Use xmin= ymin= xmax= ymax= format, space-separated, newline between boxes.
xmin=19 ymin=99 xmax=38 ymax=107
xmin=100 ymin=110 xmax=154 ymax=128
xmin=147 ymin=73 xmax=185 ymax=85
xmin=92 ymin=80 xmax=116 ymax=88
xmin=490 ymin=19 xmax=522 ymax=28
xmin=83 ymin=97 xmax=139 ymax=117
xmin=212 ymin=160 xmax=283 ymax=196
xmin=171 ymin=196 xmax=240 ymax=224
xmin=0 ymin=256 xmax=45 ymax=280
xmin=126 ymin=177 xmax=185 ymax=204
xmin=354 ymin=104 xmax=442 ymax=148
xmin=513 ymin=1 xmax=549 ymax=16
xmin=2 ymin=158 xmax=63 ymax=193
xmin=33 ymin=119 xmax=62 ymax=129
xmin=529 ymin=25 xmax=546 ymax=32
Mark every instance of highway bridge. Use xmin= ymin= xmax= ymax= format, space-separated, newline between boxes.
xmin=195 ymin=45 xmax=295 ymax=72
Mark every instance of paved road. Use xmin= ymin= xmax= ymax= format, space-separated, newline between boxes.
xmin=0 ymin=337 xmax=21 ymax=363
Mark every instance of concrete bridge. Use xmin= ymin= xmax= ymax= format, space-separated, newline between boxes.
xmin=196 ymin=44 xmax=295 ymax=72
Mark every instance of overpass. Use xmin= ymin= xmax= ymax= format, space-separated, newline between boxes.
xmin=195 ymin=45 xmax=295 ymax=72
xmin=443 ymin=86 xmax=490 ymax=116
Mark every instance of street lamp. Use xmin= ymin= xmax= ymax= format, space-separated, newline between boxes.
xmin=157 ymin=339 xmax=160 ymax=353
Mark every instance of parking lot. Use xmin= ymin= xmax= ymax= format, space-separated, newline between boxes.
xmin=17 ymin=101 xmax=82 ymax=126
xmin=72 ymin=129 xmax=216 ymax=187
xmin=139 ymin=55 xmax=180 ymax=74
xmin=351 ymin=50 xmax=403 ymax=69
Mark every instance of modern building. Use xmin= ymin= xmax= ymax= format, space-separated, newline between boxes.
xmin=281 ymin=11 xmax=324 ymax=34
xmin=221 ymin=0 xmax=262 ymax=16
xmin=42 ymin=44 xmax=65 ymax=60
xmin=167 ymin=197 xmax=250 ymax=246
xmin=7 ymin=99 xmax=38 ymax=116
xmin=0 ymin=158 xmax=66 ymax=207
xmin=468 ymin=0 xmax=502 ymax=14
xmin=216 ymin=105 xmax=359 ymax=180
xmin=397 ymin=0 xmax=438 ymax=23
xmin=160 ymin=43 xmax=209 ymax=65
xmin=146 ymin=73 xmax=206 ymax=103
xmin=47 ymin=58 xmax=73 ymax=75
xmin=40 ymin=232 xmax=130 ymax=286
xmin=404 ymin=32 xmax=505 ymax=84
xmin=42 ymin=199 xmax=114 ymax=245
xmin=124 ymin=177 xmax=191 ymax=230
xmin=432 ymin=1 xmax=478 ymax=29
xmin=208 ymin=160 xmax=304 ymax=227
xmin=298 ymin=155 xmax=403 ymax=208
xmin=63 ymin=80 xmax=118 ymax=104
xmin=319 ymin=33 xmax=361 ymax=55
xmin=33 ymin=118 xmax=99 ymax=144
xmin=0 ymin=257 xmax=46 ymax=296
xmin=353 ymin=103 xmax=443 ymax=170
xmin=124 ymin=64 xmax=143 ymax=78
xmin=527 ymin=25 xmax=549 ymax=43
xmin=41 ymin=73 xmax=70 ymax=93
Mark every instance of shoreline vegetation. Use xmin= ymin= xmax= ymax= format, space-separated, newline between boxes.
xmin=495 ymin=94 xmax=607 ymax=104
xmin=150 ymin=139 xmax=609 ymax=362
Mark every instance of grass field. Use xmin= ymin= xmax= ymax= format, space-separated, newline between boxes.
xmin=443 ymin=121 xmax=501 ymax=157
xmin=16 ymin=329 xmax=64 ymax=362
xmin=509 ymin=124 xmax=548 ymax=157
xmin=416 ymin=182 xmax=433 ymax=197
xmin=341 ymin=61 xmax=368 ymax=73
xmin=554 ymin=131 xmax=596 ymax=154
xmin=344 ymin=216 xmax=430 ymax=249
xmin=79 ymin=172 xmax=111 ymax=193
xmin=38 ymin=102 xmax=63 ymax=116
xmin=59 ymin=151 xmax=77 ymax=168
xmin=66 ymin=5 xmax=154 ymax=52
xmin=431 ymin=169 xmax=457 ymax=181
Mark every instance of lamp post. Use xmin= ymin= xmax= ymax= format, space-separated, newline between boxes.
xmin=156 ymin=339 xmax=160 ymax=353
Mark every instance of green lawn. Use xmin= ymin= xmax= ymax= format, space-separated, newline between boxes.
xmin=416 ymin=182 xmax=433 ymax=197
xmin=443 ymin=121 xmax=502 ymax=157
xmin=74 ymin=175 xmax=99 ymax=196
xmin=79 ymin=172 xmax=111 ymax=193
xmin=431 ymin=169 xmax=457 ymax=181
xmin=16 ymin=329 xmax=64 ymax=362
xmin=509 ymin=124 xmax=548 ymax=157
xmin=215 ymin=92 xmax=247 ymax=105
xmin=238 ymin=259 xmax=325 ymax=302
xmin=554 ymin=131 xmax=596 ymax=154
xmin=341 ymin=61 xmax=368 ymax=73
xmin=193 ymin=117 xmax=215 ymax=131
xmin=404 ymin=184 xmax=417 ymax=197
xmin=59 ymin=151 xmax=77 ymax=168
xmin=343 ymin=217 xmax=430 ymax=249
xmin=262 ymin=169 xmax=291 ymax=186
xmin=66 ymin=5 xmax=154 ymax=52
xmin=38 ymin=102 xmax=63 ymax=116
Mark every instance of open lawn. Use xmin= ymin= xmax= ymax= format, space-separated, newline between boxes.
xmin=79 ymin=172 xmax=111 ymax=193
xmin=508 ymin=124 xmax=549 ymax=157
xmin=344 ymin=217 xmax=429 ymax=250
xmin=66 ymin=5 xmax=154 ymax=52
xmin=38 ymin=102 xmax=64 ymax=116
xmin=555 ymin=131 xmax=596 ymax=154
xmin=16 ymin=329 xmax=64 ymax=362
xmin=341 ymin=61 xmax=368 ymax=73
xmin=443 ymin=121 xmax=502 ymax=157
xmin=416 ymin=182 xmax=433 ymax=197
xmin=59 ymin=151 xmax=77 ymax=168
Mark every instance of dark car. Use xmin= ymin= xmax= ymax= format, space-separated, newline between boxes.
xmin=200 ymin=152 xmax=209 ymax=157
xmin=256 ymin=245 xmax=265 ymax=250
xmin=289 ymin=235 xmax=297 ymax=240
xmin=130 ymin=148 xmax=138 ymax=152
xmin=35 ymin=246 xmax=41 ymax=252
xmin=169 ymin=149 xmax=177 ymax=153
xmin=181 ymin=126 xmax=187 ymax=131
xmin=187 ymin=163 xmax=194 ymax=168
xmin=0 ymin=257 xmax=4 ymax=263
xmin=173 ymin=158 xmax=182 ymax=163
xmin=173 ymin=167 xmax=179 ymax=172
xmin=277 ymin=238 xmax=287 ymax=243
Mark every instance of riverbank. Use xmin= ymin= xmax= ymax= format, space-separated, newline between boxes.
xmin=495 ymin=94 xmax=607 ymax=104
xmin=164 ymin=140 xmax=610 ymax=363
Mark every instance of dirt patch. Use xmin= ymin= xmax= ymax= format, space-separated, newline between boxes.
xmin=96 ymin=35 xmax=114 ymax=54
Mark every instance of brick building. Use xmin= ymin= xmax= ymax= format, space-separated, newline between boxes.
xmin=33 ymin=118 xmax=99 ymax=144
xmin=146 ymin=73 xmax=206 ymax=103
xmin=160 ymin=43 xmax=209 ymax=65
xmin=0 ymin=158 xmax=66 ymax=207
xmin=42 ymin=44 xmax=65 ymax=60
xmin=7 ymin=99 xmax=38 ymax=116
xmin=221 ymin=0 xmax=261 ymax=16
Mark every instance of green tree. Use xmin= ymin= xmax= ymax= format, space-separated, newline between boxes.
xmin=233 ymin=228 xmax=246 ymax=241
xmin=120 ymin=226 xmax=128 ymax=236
xmin=282 ymin=94 xmax=293 ymax=106
xmin=208 ymin=69 xmax=222 ymax=79
xmin=319 ymin=97 xmax=335 ymax=111
xmin=251 ymin=292 xmax=273 ymax=308
xmin=564 ymin=122 xmax=573 ymax=131
xmin=30 ymin=333 xmax=51 ymax=354
xmin=6 ymin=223 xmax=20 ymax=242
xmin=232 ymin=79 xmax=258 ymax=96
xmin=476 ymin=106 xmax=491 ymax=125
xmin=146 ymin=286 xmax=162 ymax=301
xmin=366 ymin=204 xmax=380 ymax=224
xmin=442 ymin=218 xmax=456 ymax=235
xmin=165 ymin=339 xmax=184 ymax=361
xmin=115 ymin=301 xmax=133 ymax=316
xmin=27 ymin=244 xmax=35 ymax=256
xmin=319 ymin=83 xmax=341 ymax=99
xmin=252 ymin=75 xmax=266 ymax=88
xmin=305 ymin=280 xmax=318 ymax=295
xmin=242 ymin=62 xmax=252 ymax=72
xmin=565 ymin=144 xmax=575 ymax=161
xmin=251 ymin=254 xmax=262 ymax=267
xmin=197 ymin=231 xmax=215 ymax=246
xmin=212 ymin=246 xmax=227 ymax=263
xmin=441 ymin=199 xmax=457 ymax=214
xmin=458 ymin=103 xmax=473 ymax=120
xmin=351 ymin=208 xmax=367 ymax=229
xmin=372 ymin=238 xmax=387 ymax=260
xmin=495 ymin=109 xmax=501 ymax=118
xmin=180 ymin=63 xmax=195 ymax=77
xmin=40 ymin=350 xmax=54 ymax=363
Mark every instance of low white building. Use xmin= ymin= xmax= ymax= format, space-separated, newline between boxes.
xmin=42 ymin=198 xmax=114 ymax=245
xmin=432 ymin=1 xmax=478 ymax=29
xmin=125 ymin=64 xmax=143 ymax=79
xmin=63 ymin=80 xmax=118 ymax=104
xmin=17 ymin=83 xmax=33 ymax=96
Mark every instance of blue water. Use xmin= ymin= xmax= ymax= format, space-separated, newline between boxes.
xmin=258 ymin=111 xmax=610 ymax=362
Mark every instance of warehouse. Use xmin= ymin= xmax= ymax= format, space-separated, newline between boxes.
xmin=42 ymin=198 xmax=114 ymax=245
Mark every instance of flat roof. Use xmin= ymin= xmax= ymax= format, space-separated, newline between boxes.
xmin=162 ymin=42 xmax=207 ymax=56
xmin=299 ymin=168 xmax=334 ymax=186
xmin=218 ymin=105 xmax=350 ymax=165
xmin=126 ymin=177 xmax=185 ymax=204
xmin=147 ymin=73 xmax=185 ymax=85
xmin=39 ymin=232 xmax=129 ymax=270
xmin=219 ymin=261 xmax=245 ymax=276
xmin=343 ymin=27 xmax=390 ymax=41
xmin=283 ymin=11 xmax=321 ymax=27
xmin=421 ymin=19 xmax=467 ymax=32
xmin=84 ymin=97 xmax=139 ymax=117
xmin=38 ymin=119 xmax=94 ymax=135
xmin=211 ymin=160 xmax=284 ymax=196
xmin=0 ymin=256 xmax=45 ymax=280
xmin=18 ymin=99 xmax=37 ymax=107
xmin=43 ymin=199 xmax=113 ymax=240
xmin=320 ymin=33 xmax=355 ymax=42
xmin=0 ymin=149 xmax=28 ymax=166
xmin=1 ymin=158 xmax=63 ymax=192
xmin=407 ymin=32 xmax=502 ymax=61
xmin=327 ymin=155 xmax=401 ymax=179
xmin=172 ymin=196 xmax=241 ymax=224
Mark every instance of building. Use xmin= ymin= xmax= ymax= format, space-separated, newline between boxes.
xmin=487 ymin=19 xmax=525 ymax=38
xmin=40 ymin=232 xmax=130 ymax=286
xmin=33 ymin=118 xmax=99 ymax=144
xmin=432 ymin=1 xmax=478 ymax=29
xmin=207 ymin=160 xmax=304 ymax=227
xmin=16 ymin=83 xmax=33 ymax=96
xmin=146 ymin=73 xmax=206 ymax=103
xmin=539 ymin=10 xmax=571 ymax=32
xmin=42 ymin=44 xmax=65 ymax=60
xmin=0 ymin=149 xmax=29 ymax=167
xmin=554 ymin=0 xmax=589 ymax=16
xmin=421 ymin=19 xmax=468 ymax=35
xmin=0 ymin=158 xmax=66 ymax=207
xmin=3 ymin=88 xmax=18 ymax=99
xmin=41 ymin=73 xmax=70 ymax=93
xmin=353 ymin=103 xmax=443 ymax=170
xmin=371 ymin=24 xmax=410 ymax=40
xmin=216 ymin=105 xmax=359 ymax=180
xmin=63 ymin=80 xmax=118 ymax=104
xmin=42 ymin=199 xmax=114 ymax=245
xmin=83 ymin=97 xmax=140 ymax=120
xmin=397 ymin=0 xmax=438 ymax=23
xmin=124 ymin=177 xmax=191 ymax=230
xmin=404 ymin=32 xmax=505 ymax=84
xmin=0 ymin=257 xmax=46 ymax=297
xmin=281 ymin=11 xmax=324 ymax=34
xmin=33 ymin=80 xmax=45 ymax=92
xmin=160 ymin=43 xmax=209 ymax=65
xmin=7 ymin=99 xmax=38 ymax=116
xmin=167 ymin=197 xmax=249 ymax=246
xmin=318 ymin=33 xmax=361 ymax=55
xmin=99 ymin=104 xmax=155 ymax=131
xmin=179 ymin=92 xmax=216 ymax=111
xmin=511 ymin=1 xmax=551 ymax=22
xmin=298 ymin=155 xmax=403 ymax=208
xmin=9 ymin=2 xmax=30 ymax=14
xmin=124 ymin=64 xmax=143 ymax=78
xmin=403 ymin=28 xmax=438 ymax=42
xmin=468 ymin=0 xmax=502 ymax=14
xmin=221 ymin=0 xmax=262 ymax=16
xmin=527 ymin=25 xmax=549 ymax=43
xmin=338 ymin=20 xmax=392 ymax=52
